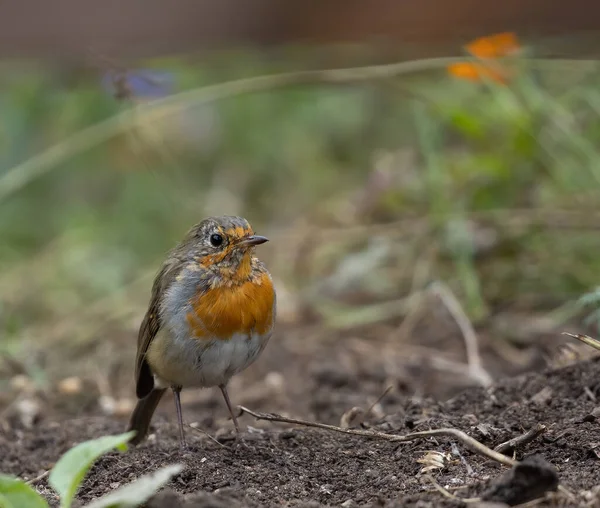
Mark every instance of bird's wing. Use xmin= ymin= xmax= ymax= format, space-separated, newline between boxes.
xmin=134 ymin=257 xmax=182 ymax=398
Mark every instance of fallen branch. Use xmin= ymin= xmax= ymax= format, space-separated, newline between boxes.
xmin=238 ymin=406 xmax=516 ymax=468
xmin=493 ymin=424 xmax=547 ymax=455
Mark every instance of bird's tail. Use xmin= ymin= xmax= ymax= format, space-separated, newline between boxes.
xmin=127 ymin=388 xmax=166 ymax=445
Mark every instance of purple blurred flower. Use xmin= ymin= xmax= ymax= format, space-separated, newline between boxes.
xmin=101 ymin=69 xmax=175 ymax=99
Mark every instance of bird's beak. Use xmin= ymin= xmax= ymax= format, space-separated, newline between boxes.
xmin=237 ymin=235 xmax=269 ymax=248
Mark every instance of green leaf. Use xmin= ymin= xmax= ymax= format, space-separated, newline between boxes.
xmin=83 ymin=464 xmax=183 ymax=508
xmin=449 ymin=110 xmax=485 ymax=139
xmin=49 ymin=432 xmax=135 ymax=508
xmin=578 ymin=287 xmax=600 ymax=307
xmin=0 ymin=475 xmax=49 ymax=508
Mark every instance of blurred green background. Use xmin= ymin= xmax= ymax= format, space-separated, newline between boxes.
xmin=3 ymin=45 xmax=600 ymax=399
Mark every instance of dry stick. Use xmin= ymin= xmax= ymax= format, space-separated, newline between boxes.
xmin=364 ymin=385 xmax=393 ymax=419
xmin=0 ymin=388 xmax=27 ymax=420
xmin=425 ymin=474 xmax=481 ymax=504
xmin=186 ymin=423 xmax=226 ymax=448
xmin=238 ymin=406 xmax=516 ymax=468
xmin=493 ymin=423 xmax=547 ymax=454
xmin=240 ymin=407 xmax=576 ymax=503
xmin=451 ymin=441 xmax=474 ymax=476
xmin=512 ymin=496 xmax=556 ymax=508
xmin=584 ymin=386 xmax=597 ymax=403
xmin=348 ymin=384 xmax=394 ymax=428
xmin=394 ymin=289 xmax=428 ymax=343
xmin=562 ymin=332 xmax=600 ymax=352
xmin=26 ymin=470 xmax=49 ymax=485
xmin=428 ymin=281 xmax=493 ymax=388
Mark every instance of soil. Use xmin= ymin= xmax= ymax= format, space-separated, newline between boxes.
xmin=3 ymin=305 xmax=600 ymax=507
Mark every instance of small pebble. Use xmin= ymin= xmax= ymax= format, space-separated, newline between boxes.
xmin=57 ymin=377 xmax=82 ymax=395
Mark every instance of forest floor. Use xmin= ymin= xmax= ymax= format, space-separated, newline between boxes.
xmin=2 ymin=300 xmax=600 ymax=507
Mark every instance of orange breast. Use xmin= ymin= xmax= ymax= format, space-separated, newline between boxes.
xmin=186 ymin=272 xmax=275 ymax=339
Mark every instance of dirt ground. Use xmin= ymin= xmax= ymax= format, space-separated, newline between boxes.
xmin=2 ymin=302 xmax=600 ymax=507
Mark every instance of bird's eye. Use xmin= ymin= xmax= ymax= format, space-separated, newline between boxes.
xmin=209 ymin=233 xmax=224 ymax=247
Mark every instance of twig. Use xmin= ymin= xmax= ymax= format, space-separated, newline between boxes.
xmin=394 ymin=290 xmax=429 ymax=343
xmin=493 ymin=424 xmax=547 ymax=454
xmin=186 ymin=423 xmax=226 ymax=448
xmin=346 ymin=384 xmax=394 ymax=428
xmin=420 ymin=354 xmax=488 ymax=384
xmin=424 ymin=475 xmax=481 ymax=503
xmin=557 ymin=484 xmax=576 ymax=501
xmin=584 ymin=386 xmax=597 ymax=403
xmin=364 ymin=385 xmax=393 ymax=419
xmin=451 ymin=442 xmax=474 ymax=476
xmin=429 ymin=281 xmax=493 ymax=387
xmin=512 ymin=495 xmax=554 ymax=508
xmin=26 ymin=470 xmax=49 ymax=485
xmin=0 ymin=388 xmax=27 ymax=420
xmin=563 ymin=332 xmax=600 ymax=352
xmin=238 ymin=406 xmax=516 ymax=468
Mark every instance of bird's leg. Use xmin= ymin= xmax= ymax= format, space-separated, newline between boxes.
xmin=172 ymin=385 xmax=187 ymax=450
xmin=219 ymin=384 xmax=240 ymax=433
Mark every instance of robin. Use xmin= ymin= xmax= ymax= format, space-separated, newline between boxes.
xmin=127 ymin=215 xmax=276 ymax=448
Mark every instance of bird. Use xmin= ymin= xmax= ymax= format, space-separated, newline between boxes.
xmin=127 ymin=215 xmax=276 ymax=448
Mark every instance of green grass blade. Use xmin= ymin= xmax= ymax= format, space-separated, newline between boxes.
xmin=83 ymin=464 xmax=183 ymax=508
xmin=0 ymin=475 xmax=48 ymax=508
xmin=563 ymin=332 xmax=600 ymax=352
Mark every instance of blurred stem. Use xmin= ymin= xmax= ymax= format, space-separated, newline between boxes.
xmin=412 ymin=100 xmax=449 ymax=220
xmin=412 ymin=100 xmax=486 ymax=320
xmin=536 ymin=88 xmax=600 ymax=188
xmin=455 ymin=253 xmax=487 ymax=321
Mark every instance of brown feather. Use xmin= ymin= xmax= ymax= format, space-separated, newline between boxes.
xmin=135 ymin=257 xmax=182 ymax=398
xmin=128 ymin=388 xmax=167 ymax=444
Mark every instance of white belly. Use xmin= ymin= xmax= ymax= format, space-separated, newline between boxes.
xmin=149 ymin=329 xmax=271 ymax=389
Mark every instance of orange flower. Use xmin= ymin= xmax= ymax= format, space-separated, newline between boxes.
xmin=448 ymin=32 xmax=521 ymax=83
xmin=465 ymin=32 xmax=521 ymax=59
xmin=447 ymin=62 xmax=508 ymax=84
